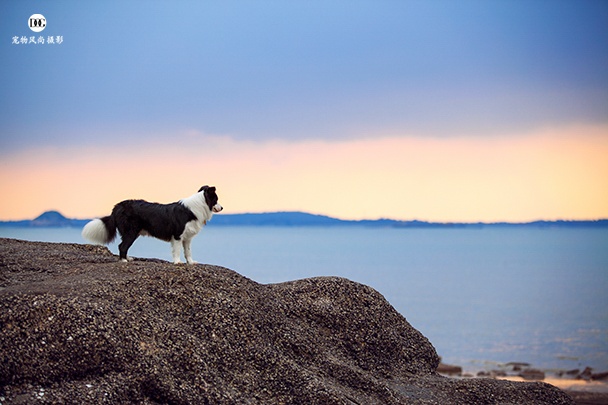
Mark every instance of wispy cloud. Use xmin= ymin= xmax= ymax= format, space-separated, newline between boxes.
xmin=2 ymin=125 xmax=606 ymax=222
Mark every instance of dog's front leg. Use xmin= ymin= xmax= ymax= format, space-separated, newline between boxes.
xmin=183 ymin=238 xmax=196 ymax=265
xmin=170 ymin=238 xmax=183 ymax=264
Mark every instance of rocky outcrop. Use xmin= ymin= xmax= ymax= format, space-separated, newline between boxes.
xmin=0 ymin=238 xmax=573 ymax=404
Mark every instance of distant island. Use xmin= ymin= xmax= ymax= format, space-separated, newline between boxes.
xmin=1 ymin=210 xmax=607 ymax=229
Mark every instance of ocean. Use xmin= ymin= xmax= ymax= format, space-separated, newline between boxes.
xmin=1 ymin=225 xmax=607 ymax=375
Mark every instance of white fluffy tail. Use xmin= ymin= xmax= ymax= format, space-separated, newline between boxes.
xmin=82 ymin=218 xmax=110 ymax=245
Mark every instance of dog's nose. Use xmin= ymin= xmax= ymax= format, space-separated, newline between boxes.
xmin=213 ymin=204 xmax=223 ymax=213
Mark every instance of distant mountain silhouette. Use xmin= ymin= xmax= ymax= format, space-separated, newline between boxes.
xmin=0 ymin=211 xmax=89 ymax=228
xmin=211 ymin=212 xmax=344 ymax=227
xmin=31 ymin=211 xmax=74 ymax=226
xmin=0 ymin=210 xmax=607 ymax=228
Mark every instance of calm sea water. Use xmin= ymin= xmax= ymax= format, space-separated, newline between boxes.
xmin=1 ymin=225 xmax=607 ymax=374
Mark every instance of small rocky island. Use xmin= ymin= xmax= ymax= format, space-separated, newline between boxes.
xmin=0 ymin=238 xmax=573 ymax=404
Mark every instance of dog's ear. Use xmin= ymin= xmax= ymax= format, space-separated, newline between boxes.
xmin=208 ymin=186 xmax=216 ymax=193
xmin=198 ymin=185 xmax=209 ymax=193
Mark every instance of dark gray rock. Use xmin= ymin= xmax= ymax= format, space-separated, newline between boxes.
xmin=519 ymin=369 xmax=546 ymax=381
xmin=436 ymin=363 xmax=462 ymax=376
xmin=0 ymin=238 xmax=573 ymax=404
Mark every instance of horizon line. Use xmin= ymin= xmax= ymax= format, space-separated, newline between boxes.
xmin=1 ymin=209 xmax=607 ymax=226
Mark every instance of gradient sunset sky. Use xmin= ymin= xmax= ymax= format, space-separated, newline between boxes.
xmin=1 ymin=1 xmax=607 ymax=222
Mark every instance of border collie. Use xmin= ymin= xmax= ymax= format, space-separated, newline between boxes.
xmin=82 ymin=186 xmax=222 ymax=264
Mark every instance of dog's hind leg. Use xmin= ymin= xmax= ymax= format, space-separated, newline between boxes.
xmin=171 ymin=238 xmax=183 ymax=264
xmin=183 ymin=238 xmax=196 ymax=265
xmin=118 ymin=233 xmax=138 ymax=262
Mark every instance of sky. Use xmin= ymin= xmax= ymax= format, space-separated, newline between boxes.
xmin=1 ymin=0 xmax=607 ymax=222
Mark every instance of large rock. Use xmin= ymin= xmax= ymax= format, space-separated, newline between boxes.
xmin=0 ymin=238 xmax=572 ymax=404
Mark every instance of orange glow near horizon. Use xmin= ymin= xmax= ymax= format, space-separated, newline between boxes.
xmin=1 ymin=124 xmax=607 ymax=222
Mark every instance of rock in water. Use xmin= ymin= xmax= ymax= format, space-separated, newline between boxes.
xmin=0 ymin=238 xmax=573 ymax=404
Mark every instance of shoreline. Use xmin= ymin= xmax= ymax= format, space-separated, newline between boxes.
xmin=503 ymin=377 xmax=608 ymax=405
xmin=439 ymin=362 xmax=608 ymax=404
xmin=502 ymin=376 xmax=608 ymax=392
xmin=438 ymin=361 xmax=608 ymax=402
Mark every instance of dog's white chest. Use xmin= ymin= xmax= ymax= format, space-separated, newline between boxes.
xmin=181 ymin=219 xmax=203 ymax=240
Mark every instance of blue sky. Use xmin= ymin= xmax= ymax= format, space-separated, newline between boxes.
xmin=1 ymin=1 xmax=608 ymax=221
xmin=2 ymin=0 xmax=607 ymax=150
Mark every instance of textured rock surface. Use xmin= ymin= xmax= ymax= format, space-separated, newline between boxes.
xmin=0 ymin=238 xmax=573 ymax=404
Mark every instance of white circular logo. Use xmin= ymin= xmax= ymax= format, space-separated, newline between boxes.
xmin=29 ymin=14 xmax=46 ymax=32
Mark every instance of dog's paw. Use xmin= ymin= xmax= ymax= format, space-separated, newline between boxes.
xmin=186 ymin=259 xmax=197 ymax=265
xmin=173 ymin=260 xmax=183 ymax=265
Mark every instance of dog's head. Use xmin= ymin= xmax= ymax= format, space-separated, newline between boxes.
xmin=199 ymin=186 xmax=223 ymax=213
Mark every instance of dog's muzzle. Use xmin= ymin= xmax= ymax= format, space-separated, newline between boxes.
xmin=213 ymin=204 xmax=223 ymax=213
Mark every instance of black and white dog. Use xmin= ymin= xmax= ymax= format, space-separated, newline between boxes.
xmin=82 ymin=186 xmax=222 ymax=264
